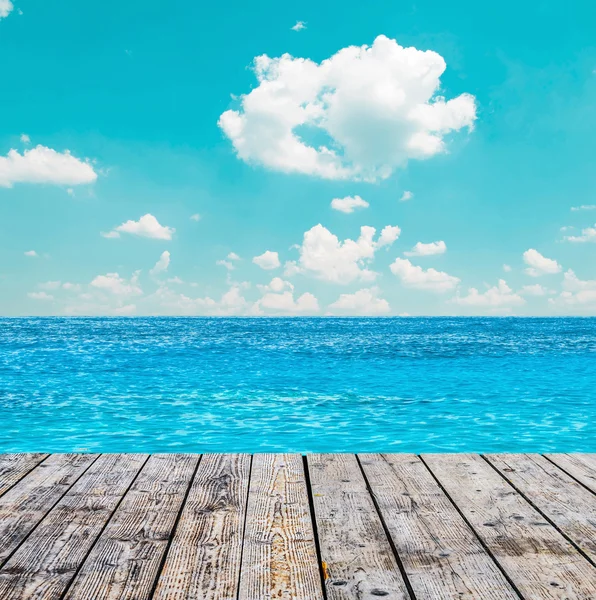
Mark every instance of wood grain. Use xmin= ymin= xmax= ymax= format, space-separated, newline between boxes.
xmin=0 ymin=453 xmax=98 ymax=565
xmin=0 ymin=454 xmax=48 ymax=498
xmin=63 ymin=454 xmax=198 ymax=600
xmin=424 ymin=453 xmax=596 ymax=599
xmin=308 ymin=453 xmax=410 ymax=600
xmin=153 ymin=454 xmax=251 ymax=600
xmin=544 ymin=454 xmax=596 ymax=495
xmin=360 ymin=453 xmax=517 ymax=599
xmin=238 ymin=454 xmax=323 ymax=600
xmin=486 ymin=453 xmax=596 ymax=564
xmin=0 ymin=454 xmax=147 ymax=600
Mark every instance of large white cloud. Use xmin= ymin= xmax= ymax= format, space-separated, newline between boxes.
xmin=404 ymin=240 xmax=446 ymax=257
xmin=103 ymin=214 xmax=175 ymax=240
xmin=253 ymin=250 xmax=281 ymax=270
xmin=254 ymin=290 xmax=319 ymax=314
xmin=328 ymin=287 xmax=390 ymax=315
xmin=564 ymin=225 xmax=596 ymax=243
xmin=330 ymin=195 xmax=369 ymax=214
xmin=549 ymin=269 xmax=596 ymax=308
xmin=0 ymin=0 xmax=14 ymax=19
xmin=287 ymin=223 xmax=400 ymax=284
xmin=0 ymin=145 xmax=97 ymax=188
xmin=454 ymin=280 xmax=525 ymax=308
xmin=390 ymin=257 xmax=459 ymax=292
xmin=219 ymin=35 xmax=476 ymax=182
xmin=523 ymin=249 xmax=561 ymax=277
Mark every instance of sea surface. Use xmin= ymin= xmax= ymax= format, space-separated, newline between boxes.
xmin=0 ymin=317 xmax=594 ymax=453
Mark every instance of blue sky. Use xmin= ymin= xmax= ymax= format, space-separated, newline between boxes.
xmin=1 ymin=0 xmax=595 ymax=315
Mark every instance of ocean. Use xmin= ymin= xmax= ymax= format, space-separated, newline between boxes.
xmin=0 ymin=317 xmax=594 ymax=453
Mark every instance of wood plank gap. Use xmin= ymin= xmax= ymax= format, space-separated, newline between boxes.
xmin=355 ymin=455 xmax=416 ymax=600
xmin=417 ymin=455 xmax=525 ymax=600
xmin=234 ymin=454 xmax=253 ymax=600
xmin=482 ymin=454 xmax=596 ymax=569
xmin=0 ymin=454 xmax=50 ymax=499
xmin=146 ymin=454 xmax=203 ymax=600
xmin=302 ymin=454 xmax=328 ymax=600
xmin=542 ymin=454 xmax=596 ymax=497
xmin=0 ymin=454 xmax=101 ymax=571
xmin=56 ymin=454 xmax=151 ymax=600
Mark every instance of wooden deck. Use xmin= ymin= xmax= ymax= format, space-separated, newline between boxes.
xmin=0 ymin=454 xmax=595 ymax=599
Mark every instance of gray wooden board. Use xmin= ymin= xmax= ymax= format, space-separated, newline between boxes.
xmin=0 ymin=453 xmax=98 ymax=565
xmin=359 ymin=453 xmax=517 ymax=600
xmin=238 ymin=453 xmax=323 ymax=600
xmin=153 ymin=453 xmax=251 ymax=600
xmin=486 ymin=453 xmax=596 ymax=564
xmin=423 ymin=453 xmax=596 ymax=599
xmin=0 ymin=454 xmax=48 ymax=498
xmin=63 ymin=454 xmax=199 ymax=600
xmin=0 ymin=453 xmax=147 ymax=600
xmin=308 ymin=453 xmax=410 ymax=600
xmin=545 ymin=454 xmax=596 ymax=495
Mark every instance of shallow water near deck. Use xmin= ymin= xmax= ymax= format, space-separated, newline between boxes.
xmin=0 ymin=317 xmax=594 ymax=453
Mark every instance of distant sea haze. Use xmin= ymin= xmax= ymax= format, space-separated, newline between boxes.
xmin=0 ymin=317 xmax=594 ymax=453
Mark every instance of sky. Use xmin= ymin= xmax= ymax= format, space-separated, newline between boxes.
xmin=1 ymin=0 xmax=596 ymax=316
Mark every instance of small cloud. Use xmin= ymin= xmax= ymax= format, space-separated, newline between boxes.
xmin=62 ymin=282 xmax=81 ymax=292
xmin=216 ymin=259 xmax=235 ymax=271
xmin=291 ymin=20 xmax=306 ymax=31
xmin=167 ymin=276 xmax=184 ymax=284
xmin=104 ymin=214 xmax=175 ymax=240
xmin=190 ymin=213 xmax=201 ymax=222
xmin=330 ymin=195 xmax=369 ymax=214
xmin=571 ymin=205 xmax=596 ymax=211
xmin=399 ymin=190 xmax=413 ymax=202
xmin=390 ymin=258 xmax=460 ymax=293
xmin=560 ymin=226 xmax=574 ymax=232
xmin=20 ymin=133 xmax=30 ymax=144
xmin=66 ymin=188 xmax=75 ymax=197
xmin=253 ymin=250 xmax=281 ymax=270
xmin=27 ymin=291 xmax=54 ymax=301
xmin=520 ymin=284 xmax=548 ymax=297
xmin=564 ymin=225 xmax=596 ymax=244
xmin=150 ymin=250 xmax=170 ymax=276
xmin=0 ymin=0 xmax=14 ymax=19
xmin=404 ymin=240 xmax=446 ymax=257
xmin=24 ymin=250 xmax=38 ymax=257
xmin=39 ymin=281 xmax=61 ymax=290
xmin=523 ymin=248 xmax=562 ymax=277
xmin=228 ymin=252 xmax=241 ymax=261
xmin=503 ymin=264 xmax=512 ymax=273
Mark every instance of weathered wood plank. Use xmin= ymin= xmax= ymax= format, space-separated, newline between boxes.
xmin=63 ymin=454 xmax=198 ymax=600
xmin=153 ymin=454 xmax=251 ymax=600
xmin=308 ymin=454 xmax=410 ymax=600
xmin=0 ymin=454 xmax=48 ymax=498
xmin=238 ymin=454 xmax=323 ymax=600
xmin=424 ymin=453 xmax=596 ymax=599
xmin=486 ymin=453 xmax=596 ymax=564
xmin=545 ymin=454 xmax=596 ymax=495
xmin=0 ymin=454 xmax=98 ymax=565
xmin=0 ymin=454 xmax=147 ymax=600
xmin=360 ymin=454 xmax=517 ymax=600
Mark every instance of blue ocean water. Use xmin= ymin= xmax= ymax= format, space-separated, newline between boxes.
xmin=0 ymin=317 xmax=594 ymax=453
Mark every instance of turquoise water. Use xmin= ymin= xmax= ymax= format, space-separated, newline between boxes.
xmin=0 ymin=317 xmax=594 ymax=453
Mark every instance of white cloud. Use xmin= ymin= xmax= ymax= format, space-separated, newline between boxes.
xmin=219 ymin=35 xmax=476 ymax=182
xmin=167 ymin=276 xmax=184 ymax=284
xmin=328 ymin=287 xmax=390 ymax=315
xmin=113 ymin=304 xmax=137 ymax=315
xmin=0 ymin=0 xmax=14 ymax=19
xmin=150 ymin=251 xmax=170 ymax=276
xmin=390 ymin=257 xmax=459 ymax=293
xmin=100 ymin=231 xmax=120 ymax=239
xmin=20 ymin=133 xmax=30 ymax=144
xmin=503 ymin=264 xmax=512 ymax=272
xmin=523 ymin=249 xmax=561 ymax=277
xmin=228 ymin=252 xmax=241 ymax=261
xmin=216 ymin=259 xmax=235 ymax=271
xmin=399 ymin=190 xmax=413 ymax=202
xmin=330 ymin=195 xmax=369 ymax=214
xmin=27 ymin=291 xmax=53 ymax=301
xmin=253 ymin=250 xmax=281 ymax=270
xmin=454 ymin=279 xmax=525 ymax=309
xmin=257 ymin=277 xmax=294 ymax=293
xmin=288 ymin=223 xmax=400 ymax=284
xmin=62 ymin=282 xmax=81 ymax=292
xmin=190 ymin=213 xmax=201 ymax=221
xmin=291 ymin=20 xmax=306 ymax=31
xmin=564 ymin=224 xmax=596 ymax=243
xmin=549 ymin=270 xmax=596 ymax=308
xmin=154 ymin=284 xmax=247 ymax=316
xmin=254 ymin=290 xmax=319 ymax=314
xmin=104 ymin=214 xmax=175 ymax=240
xmin=39 ymin=281 xmax=61 ymax=290
xmin=90 ymin=272 xmax=142 ymax=296
xmin=520 ymin=284 xmax=548 ymax=296
xmin=0 ymin=145 xmax=97 ymax=188
xmin=404 ymin=240 xmax=446 ymax=257
xmin=571 ymin=205 xmax=596 ymax=211
xmin=24 ymin=250 xmax=38 ymax=257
